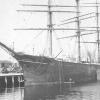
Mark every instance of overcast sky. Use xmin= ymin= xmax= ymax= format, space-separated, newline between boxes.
xmin=0 ymin=0 xmax=99 ymax=61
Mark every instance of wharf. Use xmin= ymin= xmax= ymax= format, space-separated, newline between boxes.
xmin=0 ymin=73 xmax=24 ymax=88
xmin=0 ymin=73 xmax=23 ymax=76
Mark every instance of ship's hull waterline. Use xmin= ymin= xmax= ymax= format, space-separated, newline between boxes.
xmin=18 ymin=55 xmax=97 ymax=86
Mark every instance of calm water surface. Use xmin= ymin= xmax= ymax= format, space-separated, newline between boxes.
xmin=0 ymin=87 xmax=24 ymax=100
xmin=1 ymin=81 xmax=100 ymax=100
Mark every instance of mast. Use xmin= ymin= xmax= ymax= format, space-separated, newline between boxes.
xmin=48 ymin=0 xmax=53 ymax=57
xmin=12 ymin=42 xmax=14 ymax=51
xmin=96 ymin=0 xmax=100 ymax=63
xmin=76 ymin=0 xmax=81 ymax=62
xmin=15 ymin=1 xmax=81 ymax=58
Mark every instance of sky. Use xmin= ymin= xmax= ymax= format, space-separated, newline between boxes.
xmin=0 ymin=0 xmax=99 ymax=62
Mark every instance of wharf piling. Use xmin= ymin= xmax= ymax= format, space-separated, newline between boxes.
xmin=0 ymin=73 xmax=24 ymax=88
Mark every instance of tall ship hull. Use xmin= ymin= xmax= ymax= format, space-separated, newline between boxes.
xmin=17 ymin=54 xmax=97 ymax=86
xmin=0 ymin=41 xmax=98 ymax=86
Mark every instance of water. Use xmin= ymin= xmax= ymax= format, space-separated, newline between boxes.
xmin=1 ymin=81 xmax=100 ymax=100
xmin=0 ymin=88 xmax=24 ymax=100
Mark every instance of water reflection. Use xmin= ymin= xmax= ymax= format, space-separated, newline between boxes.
xmin=0 ymin=87 xmax=24 ymax=100
xmin=24 ymin=82 xmax=100 ymax=100
xmin=1 ymin=82 xmax=100 ymax=100
xmin=24 ymin=85 xmax=62 ymax=100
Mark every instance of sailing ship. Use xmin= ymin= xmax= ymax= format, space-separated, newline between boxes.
xmin=0 ymin=41 xmax=98 ymax=86
xmin=0 ymin=0 xmax=99 ymax=86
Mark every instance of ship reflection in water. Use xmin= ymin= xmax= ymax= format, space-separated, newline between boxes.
xmin=1 ymin=81 xmax=100 ymax=100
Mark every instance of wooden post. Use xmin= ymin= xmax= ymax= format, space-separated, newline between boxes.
xmin=68 ymin=78 xmax=75 ymax=89
xmin=69 ymin=78 xmax=72 ymax=89
xmin=12 ymin=76 xmax=14 ymax=87
xmin=18 ymin=76 xmax=20 ymax=87
xmin=5 ymin=76 xmax=7 ymax=88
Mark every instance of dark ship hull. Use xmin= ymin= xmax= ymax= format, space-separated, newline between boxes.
xmin=0 ymin=42 xmax=97 ymax=86
xmin=17 ymin=54 xmax=97 ymax=86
